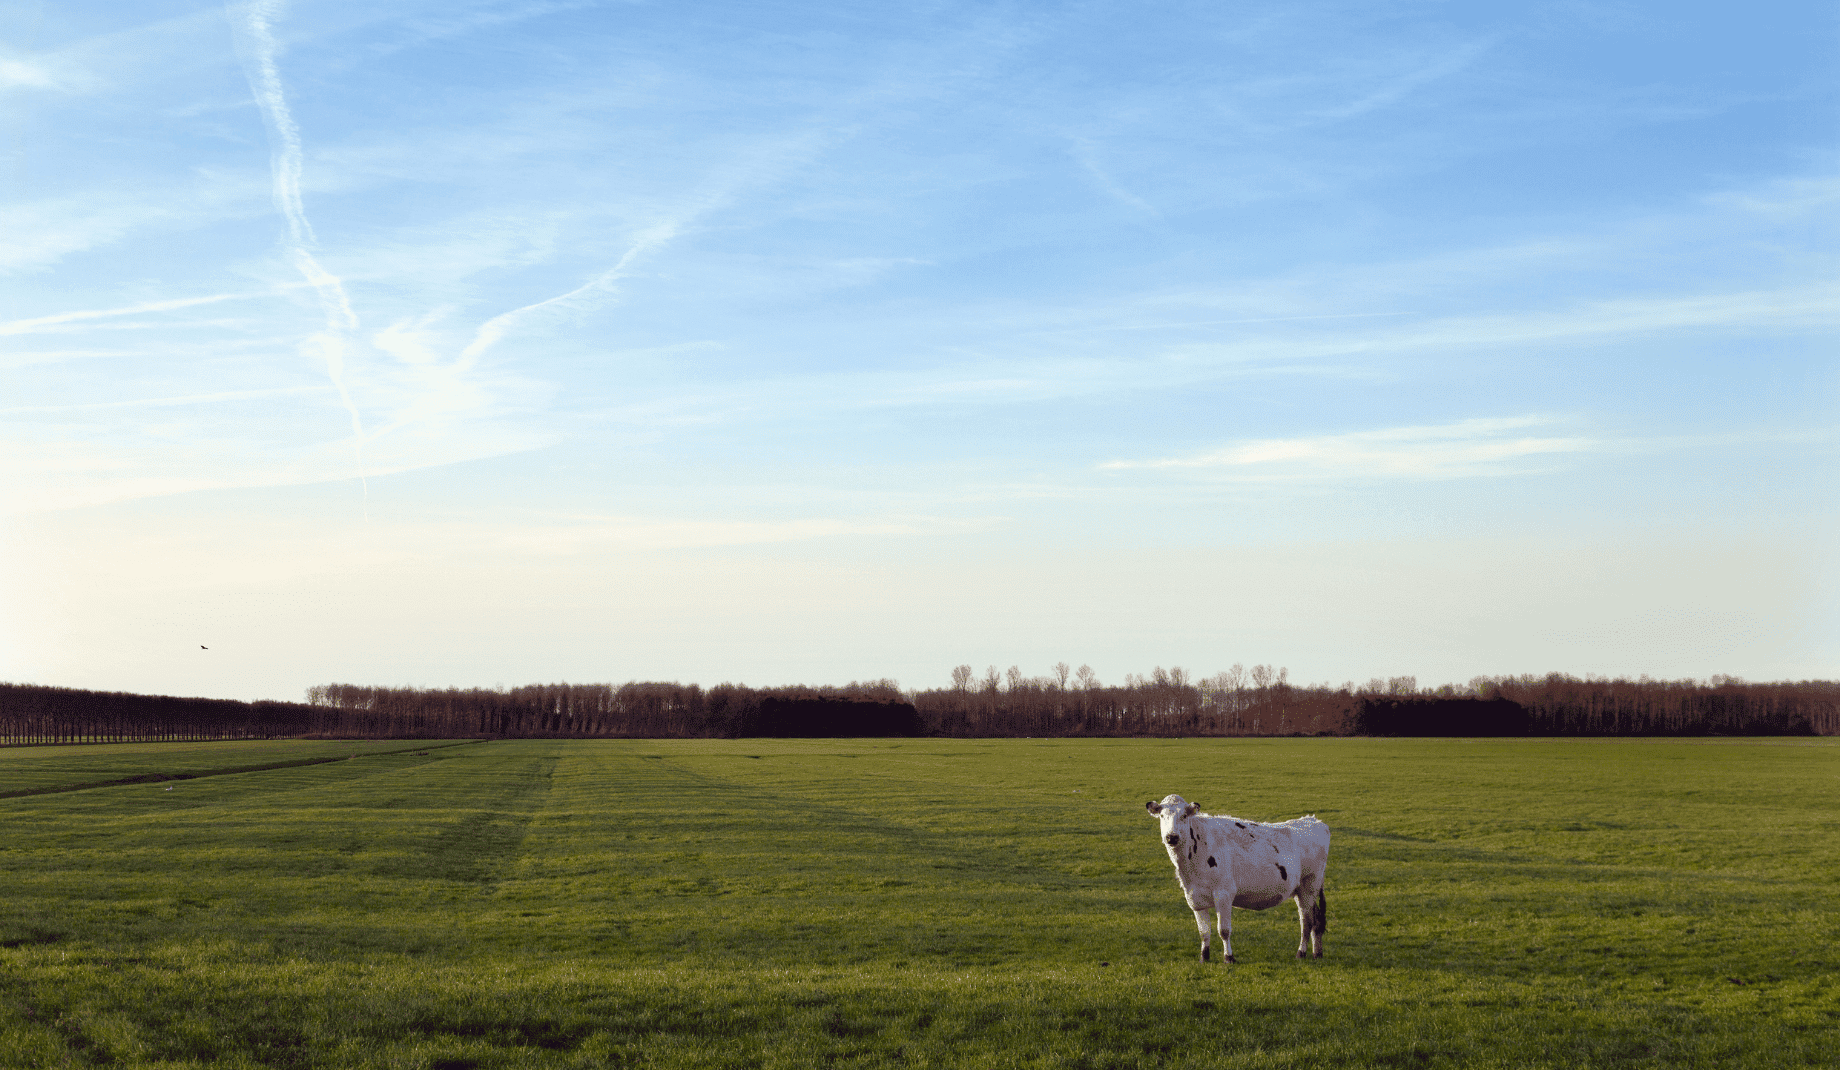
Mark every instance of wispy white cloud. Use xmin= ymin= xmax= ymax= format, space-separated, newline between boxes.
xmin=310 ymin=111 xmax=810 ymax=453
xmin=1703 ymin=172 xmax=1840 ymax=220
xmin=0 ymin=348 xmax=151 ymax=370
xmin=0 ymin=6 xmax=235 ymax=98
xmin=1011 ymin=278 xmax=1837 ymax=390
xmin=0 ymin=56 xmax=70 ymax=91
xmin=0 ymin=415 xmax=556 ymax=515
xmin=1068 ymin=136 xmax=1159 ymax=217
xmin=1310 ymin=37 xmax=1500 ymax=121
xmin=230 ymin=0 xmax=368 ymax=485
xmin=369 ymin=0 xmax=602 ymax=59
xmin=350 ymin=220 xmax=683 ymax=450
xmin=456 ymin=221 xmax=681 ymax=370
xmin=0 ymin=184 xmax=256 ymax=274
xmin=1101 ymin=416 xmax=1598 ymax=480
xmin=0 ymin=290 xmax=292 ymax=336
xmin=371 ymin=310 xmax=450 ymax=366
xmin=1373 ymin=284 xmax=1840 ymax=350
xmin=495 ymin=513 xmax=965 ymax=554
xmin=1 ymin=386 xmax=325 ymax=415
xmin=570 ymin=270 xmax=1835 ymax=434
xmin=0 ymin=333 xmax=310 ymax=371
xmin=1 ymin=22 xmax=817 ymax=514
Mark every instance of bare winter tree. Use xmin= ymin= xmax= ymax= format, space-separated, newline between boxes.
xmin=1005 ymin=665 xmax=1024 ymax=692
xmin=1209 ymin=663 xmax=1247 ymax=709
xmin=1053 ymin=662 xmax=1071 ymax=689
xmin=951 ymin=664 xmax=974 ymax=691
xmin=983 ymin=666 xmax=1002 ymax=693
xmin=1075 ymin=664 xmax=1098 ymax=690
xmin=1199 ymin=666 xmax=1241 ymax=730
xmin=1168 ymin=666 xmax=1190 ymax=688
xmin=1250 ymin=664 xmax=1274 ymax=690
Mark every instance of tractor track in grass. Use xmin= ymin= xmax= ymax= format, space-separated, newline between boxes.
xmin=0 ymin=739 xmax=487 ymax=800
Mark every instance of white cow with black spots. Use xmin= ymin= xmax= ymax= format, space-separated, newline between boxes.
xmin=1145 ymin=794 xmax=1330 ymax=964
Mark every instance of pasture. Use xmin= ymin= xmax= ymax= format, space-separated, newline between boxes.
xmin=0 ymin=739 xmax=476 ymax=797
xmin=0 ymin=736 xmax=1834 ymax=1068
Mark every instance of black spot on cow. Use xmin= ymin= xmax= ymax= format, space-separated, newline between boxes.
xmin=1235 ymin=822 xmax=1245 ymax=828
xmin=1276 ymin=863 xmax=1288 ymax=880
xmin=1207 ymin=856 xmax=1217 ymax=867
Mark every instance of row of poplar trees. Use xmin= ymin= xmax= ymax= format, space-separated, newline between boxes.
xmin=2 ymin=673 xmax=1834 ymax=744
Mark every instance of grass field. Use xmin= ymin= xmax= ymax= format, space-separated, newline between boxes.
xmin=0 ymin=737 xmax=1835 ymax=1068
xmin=0 ymin=739 xmax=479 ymax=796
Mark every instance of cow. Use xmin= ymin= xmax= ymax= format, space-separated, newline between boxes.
xmin=1145 ymin=794 xmax=1330 ymax=964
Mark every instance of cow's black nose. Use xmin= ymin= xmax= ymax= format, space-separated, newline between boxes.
xmin=1165 ymin=834 xmax=1180 ymax=846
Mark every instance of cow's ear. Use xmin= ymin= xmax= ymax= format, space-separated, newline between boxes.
xmin=1145 ymin=800 xmax=1161 ymax=814
xmin=1183 ymin=802 xmax=1199 ymax=818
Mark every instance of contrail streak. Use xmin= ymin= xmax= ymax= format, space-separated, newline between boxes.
xmin=1 ymin=385 xmax=324 ymax=415
xmin=0 ymin=290 xmax=289 ymax=336
xmin=230 ymin=0 xmax=367 ymax=501
xmin=458 ymin=221 xmax=680 ymax=369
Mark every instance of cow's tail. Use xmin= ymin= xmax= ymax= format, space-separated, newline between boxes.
xmin=1314 ymin=888 xmax=1328 ymax=935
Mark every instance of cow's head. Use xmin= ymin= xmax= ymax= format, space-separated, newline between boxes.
xmin=1146 ymin=794 xmax=1200 ymax=848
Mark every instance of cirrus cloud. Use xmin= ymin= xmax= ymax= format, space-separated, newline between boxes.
xmin=1101 ymin=416 xmax=1599 ymax=481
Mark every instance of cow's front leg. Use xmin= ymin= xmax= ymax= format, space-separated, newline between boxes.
xmin=1191 ymin=907 xmax=1213 ymax=962
xmin=1214 ymin=894 xmax=1236 ymax=963
xmin=1294 ymin=894 xmax=1313 ymax=958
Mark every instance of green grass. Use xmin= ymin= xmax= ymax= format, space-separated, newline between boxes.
xmin=0 ymin=738 xmax=482 ymax=796
xmin=0 ymin=737 xmax=1835 ymax=1068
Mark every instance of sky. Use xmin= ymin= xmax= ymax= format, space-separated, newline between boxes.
xmin=1 ymin=0 xmax=1835 ymax=703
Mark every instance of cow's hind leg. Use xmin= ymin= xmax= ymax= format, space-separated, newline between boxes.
xmin=1192 ymin=908 xmax=1213 ymax=963
xmin=1294 ymin=881 xmax=1326 ymax=958
xmin=1313 ymin=887 xmax=1327 ymax=957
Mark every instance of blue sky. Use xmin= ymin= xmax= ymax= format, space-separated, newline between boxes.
xmin=2 ymin=0 xmax=1834 ymax=702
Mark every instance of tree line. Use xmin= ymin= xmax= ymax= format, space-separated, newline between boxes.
xmin=1469 ymin=673 xmax=1832 ymax=736
xmin=301 ymin=681 xmax=923 ymax=739
xmin=0 ymin=683 xmax=317 ymax=746
xmin=912 ymin=665 xmax=1835 ymax=737
xmin=3 ymin=670 xmax=1834 ymax=745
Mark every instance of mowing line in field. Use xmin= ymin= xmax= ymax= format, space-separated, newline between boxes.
xmin=0 ymin=739 xmax=486 ymax=800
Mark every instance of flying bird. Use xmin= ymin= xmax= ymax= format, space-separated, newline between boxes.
xmin=200 ymin=645 xmax=208 ymax=650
